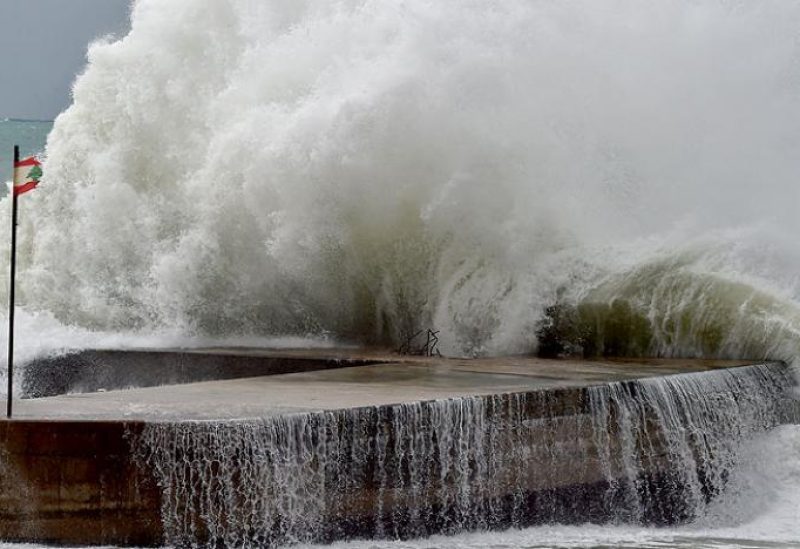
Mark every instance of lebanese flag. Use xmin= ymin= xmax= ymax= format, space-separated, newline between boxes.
xmin=13 ymin=156 xmax=41 ymax=196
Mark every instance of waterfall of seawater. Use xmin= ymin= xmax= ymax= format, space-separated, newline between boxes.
xmin=133 ymin=364 xmax=797 ymax=547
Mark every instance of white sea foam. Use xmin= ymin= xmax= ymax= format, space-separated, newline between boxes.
xmin=0 ymin=0 xmax=794 ymax=358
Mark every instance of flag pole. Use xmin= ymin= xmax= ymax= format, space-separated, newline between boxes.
xmin=7 ymin=145 xmax=18 ymax=418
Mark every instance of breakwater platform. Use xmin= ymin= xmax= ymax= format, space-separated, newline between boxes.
xmin=0 ymin=349 xmax=797 ymax=546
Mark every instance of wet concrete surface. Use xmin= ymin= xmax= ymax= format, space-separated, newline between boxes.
xmin=9 ymin=351 xmax=763 ymax=421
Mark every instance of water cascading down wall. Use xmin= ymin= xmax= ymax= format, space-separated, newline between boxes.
xmin=131 ymin=365 xmax=794 ymax=547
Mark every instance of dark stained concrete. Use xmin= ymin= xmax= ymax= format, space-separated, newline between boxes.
xmin=21 ymin=347 xmax=383 ymax=398
xmin=0 ymin=420 xmax=160 ymax=546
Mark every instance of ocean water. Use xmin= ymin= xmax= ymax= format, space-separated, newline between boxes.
xmin=0 ymin=0 xmax=798 ymax=547
xmin=0 ymin=120 xmax=52 ymax=185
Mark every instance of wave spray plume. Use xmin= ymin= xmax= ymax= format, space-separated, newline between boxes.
xmin=18 ymin=0 xmax=800 ymax=358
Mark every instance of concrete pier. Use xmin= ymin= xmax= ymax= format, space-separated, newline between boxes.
xmin=13 ymin=351 xmax=763 ymax=420
xmin=0 ymin=349 xmax=795 ymax=546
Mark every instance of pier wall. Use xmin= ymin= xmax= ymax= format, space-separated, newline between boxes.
xmin=0 ymin=420 xmax=160 ymax=545
xmin=0 ymin=360 xmax=796 ymax=546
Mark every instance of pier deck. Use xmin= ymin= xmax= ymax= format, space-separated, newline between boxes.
xmin=13 ymin=351 xmax=756 ymax=420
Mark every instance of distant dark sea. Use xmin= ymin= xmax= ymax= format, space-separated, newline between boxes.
xmin=0 ymin=119 xmax=53 ymax=185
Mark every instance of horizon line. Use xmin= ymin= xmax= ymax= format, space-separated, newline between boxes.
xmin=1 ymin=118 xmax=54 ymax=124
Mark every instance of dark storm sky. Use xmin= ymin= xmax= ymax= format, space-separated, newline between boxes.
xmin=0 ymin=0 xmax=132 ymax=120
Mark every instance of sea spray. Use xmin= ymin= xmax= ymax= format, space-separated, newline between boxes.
xmin=9 ymin=1 xmax=800 ymax=356
xmin=133 ymin=363 xmax=797 ymax=547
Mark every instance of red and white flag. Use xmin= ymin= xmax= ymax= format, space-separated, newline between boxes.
xmin=13 ymin=156 xmax=41 ymax=196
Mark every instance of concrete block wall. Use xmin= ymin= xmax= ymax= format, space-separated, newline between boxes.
xmin=0 ymin=420 xmax=163 ymax=546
